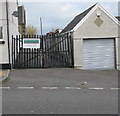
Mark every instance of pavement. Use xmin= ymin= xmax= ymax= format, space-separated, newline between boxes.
xmin=0 ymin=70 xmax=10 ymax=82
xmin=2 ymin=69 xmax=119 ymax=114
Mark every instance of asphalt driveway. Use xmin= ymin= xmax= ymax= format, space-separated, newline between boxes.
xmin=2 ymin=69 xmax=119 ymax=114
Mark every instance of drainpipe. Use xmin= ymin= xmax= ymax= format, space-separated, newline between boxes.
xmin=6 ymin=0 xmax=11 ymax=69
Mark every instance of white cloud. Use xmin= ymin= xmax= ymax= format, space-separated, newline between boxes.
xmin=61 ymin=4 xmax=73 ymax=11
xmin=20 ymin=2 xmax=118 ymax=34
xmin=100 ymin=3 xmax=118 ymax=16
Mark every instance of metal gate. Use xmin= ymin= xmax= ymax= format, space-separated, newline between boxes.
xmin=12 ymin=33 xmax=74 ymax=69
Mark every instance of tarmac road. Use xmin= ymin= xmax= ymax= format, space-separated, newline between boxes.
xmin=2 ymin=69 xmax=119 ymax=114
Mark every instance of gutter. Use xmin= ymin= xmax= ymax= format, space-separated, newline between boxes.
xmin=6 ymin=0 xmax=11 ymax=69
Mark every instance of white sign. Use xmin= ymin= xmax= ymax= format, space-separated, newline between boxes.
xmin=23 ymin=38 xmax=40 ymax=48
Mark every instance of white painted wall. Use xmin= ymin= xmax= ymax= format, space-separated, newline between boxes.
xmin=0 ymin=0 xmax=19 ymax=66
xmin=73 ymin=38 xmax=83 ymax=69
xmin=73 ymin=7 xmax=120 ymax=70
xmin=116 ymin=37 xmax=120 ymax=70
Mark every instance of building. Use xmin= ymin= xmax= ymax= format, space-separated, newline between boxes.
xmin=18 ymin=5 xmax=26 ymax=35
xmin=61 ymin=3 xmax=120 ymax=70
xmin=0 ymin=0 xmax=19 ymax=69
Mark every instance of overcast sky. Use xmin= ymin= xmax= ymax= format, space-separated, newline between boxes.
xmin=19 ymin=1 xmax=119 ymax=34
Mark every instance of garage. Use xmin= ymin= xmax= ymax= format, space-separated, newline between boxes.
xmin=83 ymin=39 xmax=115 ymax=70
xmin=61 ymin=3 xmax=120 ymax=70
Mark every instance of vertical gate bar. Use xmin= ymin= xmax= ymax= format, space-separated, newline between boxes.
xmin=24 ymin=35 xmax=25 ymax=68
xmin=54 ymin=35 xmax=57 ymax=67
xmin=62 ymin=35 xmax=64 ymax=66
xmin=32 ymin=36 xmax=34 ymax=68
xmin=48 ymin=35 xmax=51 ymax=67
xmin=24 ymin=48 xmax=25 ymax=69
xmin=52 ymin=34 xmax=56 ymax=67
xmin=57 ymin=35 xmax=60 ymax=66
xmin=31 ymin=48 xmax=33 ymax=68
xmin=68 ymin=33 xmax=71 ymax=66
xmin=22 ymin=36 xmax=24 ymax=68
xmin=21 ymin=35 xmax=24 ymax=68
xmin=63 ymin=35 xmax=65 ymax=66
xmin=23 ymin=39 xmax=25 ymax=68
xmin=24 ymin=35 xmax=26 ymax=68
xmin=51 ymin=34 xmax=54 ymax=67
xmin=32 ymin=35 xmax=34 ymax=68
xmin=34 ymin=35 xmax=35 ymax=68
xmin=47 ymin=35 xmax=49 ymax=68
xmin=37 ymin=48 xmax=40 ymax=67
xmin=50 ymin=35 xmax=52 ymax=67
xmin=54 ymin=34 xmax=58 ymax=67
xmin=47 ymin=35 xmax=49 ymax=67
xmin=67 ymin=34 xmax=69 ymax=66
xmin=50 ymin=35 xmax=54 ymax=68
xmin=59 ymin=34 xmax=61 ymax=66
xmin=34 ymin=48 xmax=36 ymax=68
xmin=38 ymin=35 xmax=42 ymax=68
xmin=61 ymin=36 xmax=64 ymax=66
xmin=16 ymin=35 xmax=18 ymax=68
xmin=62 ymin=34 xmax=66 ymax=67
xmin=28 ymin=48 xmax=30 ymax=68
xmin=42 ymin=35 xmax=44 ymax=68
xmin=44 ymin=35 xmax=47 ymax=68
xmin=64 ymin=34 xmax=67 ymax=66
xmin=27 ymin=48 xmax=28 ymax=68
xmin=39 ymin=35 xmax=41 ymax=68
xmin=28 ymin=35 xmax=30 ymax=68
xmin=31 ymin=35 xmax=33 ymax=68
xmin=26 ymin=35 xmax=27 ymax=68
xmin=54 ymin=34 xmax=56 ymax=67
xmin=48 ymin=36 xmax=52 ymax=67
xmin=67 ymin=33 xmax=70 ymax=66
xmin=36 ymin=35 xmax=38 ymax=68
xmin=55 ymin=34 xmax=58 ymax=66
xmin=51 ymin=34 xmax=53 ymax=67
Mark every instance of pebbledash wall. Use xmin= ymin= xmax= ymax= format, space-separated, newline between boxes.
xmin=0 ymin=0 xmax=19 ymax=69
xmin=72 ymin=4 xmax=120 ymax=70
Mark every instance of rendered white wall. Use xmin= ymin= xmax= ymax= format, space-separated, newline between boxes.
xmin=0 ymin=1 xmax=19 ymax=65
xmin=73 ymin=7 xmax=119 ymax=70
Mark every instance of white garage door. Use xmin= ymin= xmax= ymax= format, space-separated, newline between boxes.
xmin=83 ymin=39 xmax=115 ymax=70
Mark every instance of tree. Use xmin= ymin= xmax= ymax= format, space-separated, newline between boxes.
xmin=18 ymin=25 xmax=26 ymax=35
xmin=26 ymin=25 xmax=37 ymax=35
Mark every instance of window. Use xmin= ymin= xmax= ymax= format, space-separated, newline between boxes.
xmin=0 ymin=26 xmax=3 ymax=39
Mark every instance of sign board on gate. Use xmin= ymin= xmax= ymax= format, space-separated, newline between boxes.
xmin=23 ymin=38 xmax=40 ymax=48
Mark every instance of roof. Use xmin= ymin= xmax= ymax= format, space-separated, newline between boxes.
xmin=61 ymin=3 xmax=120 ymax=33
xmin=115 ymin=16 xmax=120 ymax=21
xmin=61 ymin=4 xmax=96 ymax=33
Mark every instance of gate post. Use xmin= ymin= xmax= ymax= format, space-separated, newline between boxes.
xmin=12 ymin=35 xmax=14 ymax=69
xmin=70 ymin=32 xmax=74 ymax=68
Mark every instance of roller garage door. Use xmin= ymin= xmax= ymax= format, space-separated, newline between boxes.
xmin=83 ymin=39 xmax=115 ymax=70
